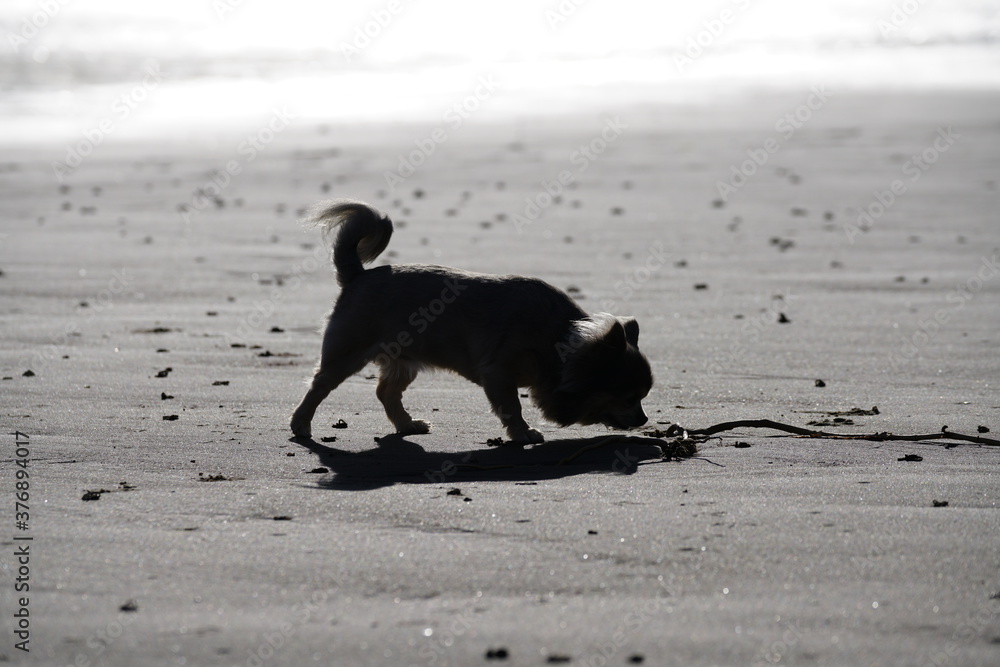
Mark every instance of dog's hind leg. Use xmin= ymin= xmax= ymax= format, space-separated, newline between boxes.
xmin=376 ymin=361 xmax=430 ymax=435
xmin=290 ymin=328 xmax=370 ymax=438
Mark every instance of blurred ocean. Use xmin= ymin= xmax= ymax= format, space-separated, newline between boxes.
xmin=1 ymin=0 xmax=998 ymax=142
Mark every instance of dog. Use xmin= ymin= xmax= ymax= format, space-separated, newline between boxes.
xmin=290 ymin=199 xmax=653 ymax=444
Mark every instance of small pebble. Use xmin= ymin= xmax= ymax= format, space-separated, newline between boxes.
xmin=485 ymin=647 xmax=509 ymax=660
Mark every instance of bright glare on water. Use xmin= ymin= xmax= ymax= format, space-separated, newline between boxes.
xmin=0 ymin=0 xmax=998 ymax=141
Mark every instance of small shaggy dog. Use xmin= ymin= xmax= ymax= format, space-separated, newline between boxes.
xmin=290 ymin=200 xmax=652 ymax=443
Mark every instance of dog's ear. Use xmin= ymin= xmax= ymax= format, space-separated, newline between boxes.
xmin=619 ymin=317 xmax=639 ymax=346
xmin=603 ymin=319 xmax=628 ymax=351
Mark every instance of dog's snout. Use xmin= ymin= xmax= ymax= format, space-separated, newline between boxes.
xmin=631 ymin=409 xmax=648 ymax=428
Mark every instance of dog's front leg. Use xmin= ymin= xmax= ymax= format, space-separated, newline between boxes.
xmin=482 ymin=377 xmax=544 ymax=444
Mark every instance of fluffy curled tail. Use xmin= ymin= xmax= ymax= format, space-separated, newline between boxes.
xmin=303 ymin=199 xmax=393 ymax=286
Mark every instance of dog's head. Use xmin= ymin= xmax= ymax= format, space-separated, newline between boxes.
xmin=541 ymin=314 xmax=653 ymax=430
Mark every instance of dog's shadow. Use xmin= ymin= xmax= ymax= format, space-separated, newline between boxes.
xmin=290 ymin=433 xmax=672 ymax=490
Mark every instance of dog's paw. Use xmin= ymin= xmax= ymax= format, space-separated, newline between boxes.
xmin=398 ymin=419 xmax=431 ymax=435
xmin=509 ymin=428 xmax=545 ymax=445
xmin=290 ymin=415 xmax=312 ymax=438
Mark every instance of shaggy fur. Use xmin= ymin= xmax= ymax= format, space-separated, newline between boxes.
xmin=290 ymin=199 xmax=653 ymax=443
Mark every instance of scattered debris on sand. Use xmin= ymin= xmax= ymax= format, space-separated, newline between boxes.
xmin=81 ymin=482 xmax=134 ymax=501
xmin=807 ymin=417 xmax=854 ymax=427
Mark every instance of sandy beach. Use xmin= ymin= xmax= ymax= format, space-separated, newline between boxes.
xmin=1 ymin=87 xmax=999 ymax=666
